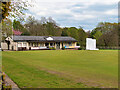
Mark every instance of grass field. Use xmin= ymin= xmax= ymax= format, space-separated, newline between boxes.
xmin=2 ymin=50 xmax=118 ymax=88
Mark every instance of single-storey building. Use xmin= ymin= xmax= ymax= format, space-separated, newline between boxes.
xmin=1 ymin=36 xmax=80 ymax=51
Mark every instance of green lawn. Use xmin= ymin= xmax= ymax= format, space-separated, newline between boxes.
xmin=2 ymin=50 xmax=118 ymax=88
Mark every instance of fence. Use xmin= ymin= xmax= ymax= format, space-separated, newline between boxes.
xmin=97 ymin=46 xmax=120 ymax=50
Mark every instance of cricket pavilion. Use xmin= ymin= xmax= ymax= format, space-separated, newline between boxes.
xmin=1 ymin=36 xmax=80 ymax=51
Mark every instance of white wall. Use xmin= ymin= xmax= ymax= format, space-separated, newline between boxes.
xmin=1 ymin=42 xmax=8 ymax=50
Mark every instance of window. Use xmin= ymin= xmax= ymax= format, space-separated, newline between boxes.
xmin=34 ymin=43 xmax=38 ymax=47
xmin=50 ymin=43 xmax=53 ymax=46
xmin=68 ymin=42 xmax=72 ymax=46
xmin=18 ymin=43 xmax=22 ymax=47
xmin=23 ymin=43 xmax=27 ymax=47
xmin=40 ymin=43 xmax=44 ymax=47
xmin=31 ymin=43 xmax=33 ymax=47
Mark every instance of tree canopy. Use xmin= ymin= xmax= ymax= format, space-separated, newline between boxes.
xmin=90 ymin=22 xmax=118 ymax=47
xmin=0 ymin=0 xmax=30 ymax=22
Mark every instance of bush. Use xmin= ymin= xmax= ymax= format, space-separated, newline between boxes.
xmin=78 ymin=47 xmax=85 ymax=50
xmin=52 ymin=47 xmax=56 ymax=50
xmin=62 ymin=47 xmax=65 ymax=50
xmin=49 ymin=47 xmax=56 ymax=50
xmin=78 ymin=47 xmax=82 ymax=50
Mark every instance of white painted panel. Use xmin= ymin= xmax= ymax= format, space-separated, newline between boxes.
xmin=46 ymin=37 xmax=53 ymax=40
xmin=23 ymin=43 xmax=27 ymax=47
xmin=31 ymin=47 xmax=39 ymax=50
xmin=86 ymin=38 xmax=99 ymax=50
xmin=18 ymin=43 xmax=22 ymax=47
xmin=31 ymin=47 xmax=47 ymax=50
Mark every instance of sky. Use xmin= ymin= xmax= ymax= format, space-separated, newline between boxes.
xmin=25 ymin=0 xmax=118 ymax=31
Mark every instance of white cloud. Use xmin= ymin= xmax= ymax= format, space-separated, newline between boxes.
xmin=73 ymin=14 xmax=95 ymax=20
xmin=105 ymin=9 xmax=118 ymax=15
xmin=25 ymin=0 xmax=118 ymax=30
xmin=29 ymin=0 xmax=119 ymax=3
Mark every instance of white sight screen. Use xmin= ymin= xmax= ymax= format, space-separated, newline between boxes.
xmin=86 ymin=38 xmax=97 ymax=50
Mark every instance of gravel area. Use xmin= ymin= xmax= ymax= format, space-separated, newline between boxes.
xmin=3 ymin=72 xmax=20 ymax=90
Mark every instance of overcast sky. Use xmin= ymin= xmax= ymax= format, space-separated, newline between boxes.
xmin=26 ymin=0 xmax=118 ymax=31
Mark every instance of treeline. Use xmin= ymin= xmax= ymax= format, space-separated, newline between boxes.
xmin=13 ymin=16 xmax=87 ymax=46
xmin=90 ymin=22 xmax=118 ymax=48
xmin=2 ymin=16 xmax=119 ymax=47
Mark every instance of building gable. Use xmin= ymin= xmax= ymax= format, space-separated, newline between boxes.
xmin=5 ymin=37 xmax=13 ymax=42
xmin=46 ymin=37 xmax=53 ymax=41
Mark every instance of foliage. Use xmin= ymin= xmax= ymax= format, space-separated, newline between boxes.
xmin=2 ymin=19 xmax=12 ymax=37
xmin=78 ymin=47 xmax=82 ymax=50
xmin=97 ymin=29 xmax=118 ymax=47
xmin=90 ymin=29 xmax=102 ymax=40
xmin=2 ymin=8 xmax=118 ymax=48
xmin=0 ymin=0 xmax=118 ymax=48
xmin=93 ymin=31 xmax=102 ymax=40
xmin=91 ymin=22 xmax=118 ymax=47
xmin=61 ymin=27 xmax=68 ymax=36
xmin=61 ymin=47 xmax=65 ymax=50
xmin=24 ymin=18 xmax=118 ymax=48
xmin=49 ymin=47 xmax=56 ymax=50
xmin=0 ymin=2 xmax=11 ymax=22
xmin=61 ymin=27 xmax=87 ymax=47
xmin=77 ymin=28 xmax=87 ymax=46
xmin=96 ymin=22 xmax=116 ymax=33
xmin=86 ymin=30 xmax=91 ymax=38
xmin=13 ymin=20 xmax=23 ymax=30
xmin=78 ymin=47 xmax=85 ymax=50
xmin=13 ymin=19 xmax=30 ymax=35
xmin=67 ymin=27 xmax=78 ymax=40
xmin=24 ymin=16 xmax=62 ymax=36
xmin=0 ymin=0 xmax=30 ymax=22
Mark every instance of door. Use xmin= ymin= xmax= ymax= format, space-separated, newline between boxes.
xmin=56 ymin=42 xmax=60 ymax=49
xmin=12 ymin=46 xmax=14 ymax=50
xmin=45 ymin=43 xmax=49 ymax=48
xmin=6 ymin=41 xmax=10 ymax=50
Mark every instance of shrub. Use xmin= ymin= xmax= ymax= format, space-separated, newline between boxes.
xmin=78 ymin=47 xmax=85 ymax=50
xmin=49 ymin=47 xmax=56 ymax=50
xmin=52 ymin=47 xmax=56 ymax=50
xmin=78 ymin=47 xmax=82 ymax=50
xmin=82 ymin=47 xmax=85 ymax=50
xmin=62 ymin=47 xmax=65 ymax=50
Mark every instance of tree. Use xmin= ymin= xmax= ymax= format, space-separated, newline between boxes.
xmin=2 ymin=19 xmax=12 ymax=38
xmin=39 ymin=17 xmax=47 ymax=24
xmin=13 ymin=20 xmax=24 ymax=31
xmin=61 ymin=27 xmax=68 ymax=36
xmin=67 ymin=27 xmax=78 ymax=40
xmin=93 ymin=22 xmax=118 ymax=47
xmin=96 ymin=22 xmax=116 ymax=33
xmin=46 ymin=17 xmax=61 ymax=36
xmin=90 ymin=29 xmax=102 ymax=40
xmin=77 ymin=27 xmax=87 ymax=46
xmin=25 ymin=16 xmax=47 ymax=36
xmin=86 ymin=30 xmax=91 ymax=38
xmin=46 ymin=22 xmax=61 ymax=36
xmin=93 ymin=31 xmax=102 ymax=41
xmin=25 ymin=16 xmax=62 ymax=36
xmin=13 ymin=19 xmax=30 ymax=35
xmin=0 ymin=0 xmax=30 ymax=22
xmin=97 ymin=29 xmax=118 ymax=47
xmin=0 ymin=2 xmax=11 ymax=22
xmin=24 ymin=16 xmax=37 ymax=35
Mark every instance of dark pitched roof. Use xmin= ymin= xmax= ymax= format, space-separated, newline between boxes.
xmin=13 ymin=36 xmax=77 ymax=42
